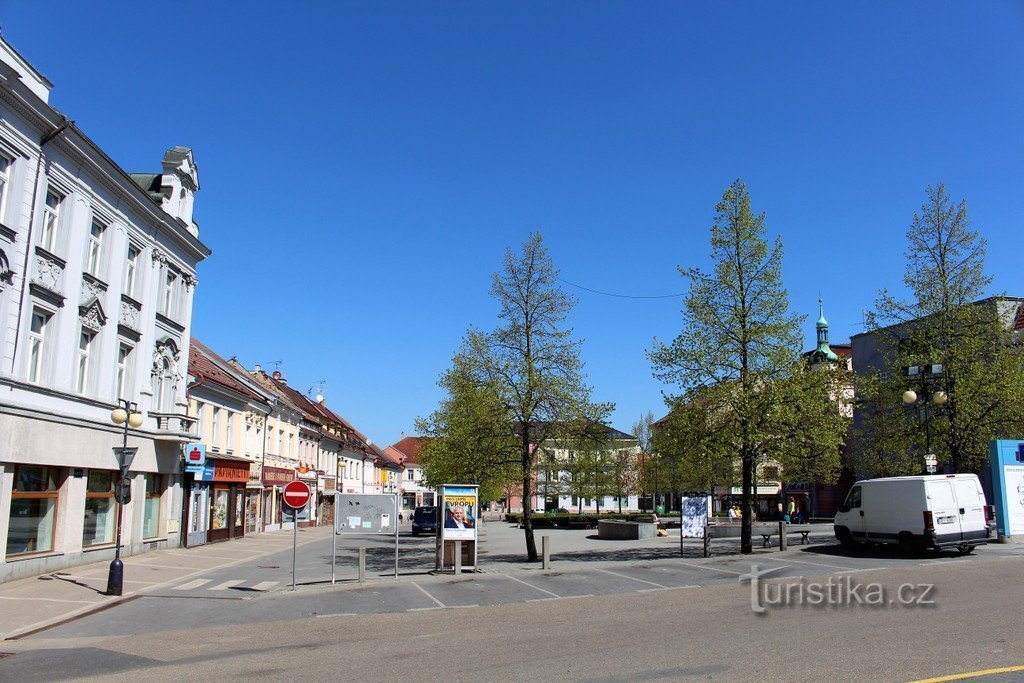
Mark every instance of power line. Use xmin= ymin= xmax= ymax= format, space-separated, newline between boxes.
xmin=557 ymin=277 xmax=684 ymax=300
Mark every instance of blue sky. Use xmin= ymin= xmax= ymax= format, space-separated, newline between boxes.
xmin=5 ymin=3 xmax=1023 ymax=447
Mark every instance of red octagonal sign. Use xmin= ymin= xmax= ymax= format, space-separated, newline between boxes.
xmin=282 ymin=481 xmax=311 ymax=509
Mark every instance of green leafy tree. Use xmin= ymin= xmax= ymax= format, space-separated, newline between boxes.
xmin=649 ymin=180 xmax=846 ymax=553
xmin=856 ymin=184 xmax=1024 ymax=474
xmin=415 ymin=350 xmax=520 ymax=502
xmin=454 ymin=233 xmax=611 ymax=561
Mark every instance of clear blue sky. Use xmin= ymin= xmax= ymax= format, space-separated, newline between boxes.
xmin=6 ymin=3 xmax=1023 ymax=447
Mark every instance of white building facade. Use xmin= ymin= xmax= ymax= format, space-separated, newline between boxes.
xmin=0 ymin=37 xmax=210 ymax=581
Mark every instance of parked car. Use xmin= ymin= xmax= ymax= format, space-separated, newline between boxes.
xmin=834 ymin=474 xmax=994 ymax=554
xmin=412 ymin=506 xmax=438 ymax=536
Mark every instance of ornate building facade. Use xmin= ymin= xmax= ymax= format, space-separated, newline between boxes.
xmin=0 ymin=37 xmax=210 ymax=580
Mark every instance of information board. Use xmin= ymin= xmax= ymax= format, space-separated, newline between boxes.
xmin=679 ymin=494 xmax=711 ymax=538
xmin=334 ymin=493 xmax=399 ymax=535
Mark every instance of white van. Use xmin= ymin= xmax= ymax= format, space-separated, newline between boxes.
xmin=834 ymin=474 xmax=994 ymax=554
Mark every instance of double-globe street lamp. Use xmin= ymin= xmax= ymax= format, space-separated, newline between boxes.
xmin=106 ymin=399 xmax=143 ymax=596
xmin=901 ymin=364 xmax=948 ymax=473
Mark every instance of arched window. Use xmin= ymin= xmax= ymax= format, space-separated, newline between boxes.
xmin=151 ymin=338 xmax=180 ymax=412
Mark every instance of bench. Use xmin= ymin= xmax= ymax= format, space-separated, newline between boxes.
xmin=759 ymin=525 xmax=813 ymax=548
xmin=699 ymin=522 xmax=833 ymax=556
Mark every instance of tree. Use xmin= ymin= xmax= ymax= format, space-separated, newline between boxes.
xmin=458 ymin=233 xmax=611 ymax=561
xmin=415 ymin=350 xmax=520 ymax=502
xmin=649 ymin=180 xmax=846 ymax=554
xmin=856 ymin=184 xmax=1024 ymax=474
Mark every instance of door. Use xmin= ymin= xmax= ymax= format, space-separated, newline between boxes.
xmin=232 ymin=486 xmax=245 ymax=538
xmin=953 ymin=477 xmax=986 ymax=541
xmin=208 ymin=486 xmax=231 ymax=542
xmin=926 ymin=480 xmax=962 ymax=545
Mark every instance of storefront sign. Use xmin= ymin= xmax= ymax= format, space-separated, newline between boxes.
xmin=321 ymin=477 xmax=337 ymax=491
xmin=730 ymin=484 xmax=782 ymax=496
xmin=248 ymin=462 xmax=263 ymax=485
xmin=213 ymin=460 xmax=250 ymax=483
xmin=184 ymin=443 xmax=207 ymax=473
xmin=263 ymin=467 xmax=295 ymax=486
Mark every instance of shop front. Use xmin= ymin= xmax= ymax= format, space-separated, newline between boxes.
xmin=245 ymin=463 xmax=263 ymax=534
xmin=296 ymin=469 xmax=317 ymax=527
xmin=183 ymin=446 xmax=251 ymax=546
xmin=317 ymin=476 xmax=336 ymax=527
xmin=262 ymin=466 xmax=294 ymax=532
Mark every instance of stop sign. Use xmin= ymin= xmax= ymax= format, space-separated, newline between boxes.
xmin=282 ymin=481 xmax=311 ymax=509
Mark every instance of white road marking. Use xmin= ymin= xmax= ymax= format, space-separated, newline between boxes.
xmin=410 ymin=581 xmax=446 ymax=608
xmin=503 ymin=574 xmax=562 ymax=598
xmin=593 ymin=568 xmax=669 ymax=588
xmin=251 ymin=581 xmax=279 ymax=591
xmin=0 ymin=596 xmax=95 ymax=604
xmin=778 ymin=556 xmax=856 ymax=571
xmin=208 ymin=580 xmax=246 ymax=591
xmin=674 ymin=561 xmax=751 ymax=576
xmin=172 ymin=579 xmax=213 ymax=591
xmin=315 ymin=612 xmax=356 ymax=618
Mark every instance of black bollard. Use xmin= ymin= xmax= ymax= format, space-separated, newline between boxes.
xmin=106 ymin=558 xmax=124 ymax=596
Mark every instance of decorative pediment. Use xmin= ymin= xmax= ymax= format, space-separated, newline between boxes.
xmin=78 ymin=297 xmax=107 ymax=331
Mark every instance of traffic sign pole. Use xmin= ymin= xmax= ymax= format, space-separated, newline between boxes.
xmin=281 ymin=481 xmax=310 ymax=591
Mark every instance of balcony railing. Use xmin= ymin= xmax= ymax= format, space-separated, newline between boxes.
xmin=150 ymin=411 xmax=197 ymax=436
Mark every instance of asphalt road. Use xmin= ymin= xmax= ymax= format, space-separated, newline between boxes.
xmin=2 ymin=534 xmax=1023 ymax=682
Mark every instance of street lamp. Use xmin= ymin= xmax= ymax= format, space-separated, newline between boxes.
xmin=902 ymin=364 xmax=947 ymax=473
xmin=106 ymin=399 xmax=143 ymax=596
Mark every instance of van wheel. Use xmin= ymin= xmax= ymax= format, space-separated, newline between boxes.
xmin=837 ymin=527 xmax=856 ymax=549
xmin=957 ymin=543 xmax=974 ymax=555
xmin=897 ymin=532 xmax=918 ymax=555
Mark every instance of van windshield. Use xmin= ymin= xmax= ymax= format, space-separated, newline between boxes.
xmin=845 ymin=486 xmax=861 ymax=509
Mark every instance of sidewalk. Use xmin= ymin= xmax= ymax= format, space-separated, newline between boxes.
xmin=0 ymin=525 xmax=330 ymax=640
xmin=0 ymin=520 xmax=835 ymax=641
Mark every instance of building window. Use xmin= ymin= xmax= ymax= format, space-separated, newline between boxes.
xmin=0 ymin=154 xmax=10 ymax=221
xmin=124 ymin=244 xmax=140 ymax=297
xmin=116 ymin=342 xmax=133 ymax=399
xmin=194 ymin=401 xmax=204 ymax=438
xmin=212 ymin=407 xmax=221 ymax=448
xmin=40 ymin=189 xmax=62 ymax=252
xmin=143 ymin=474 xmax=162 ymax=539
xmin=86 ymin=220 xmax=105 ymax=277
xmin=76 ymin=329 xmax=95 ymax=395
xmin=225 ymin=411 xmax=234 ymax=453
xmin=6 ymin=466 xmax=60 ymax=556
xmin=27 ymin=307 xmax=51 ymax=384
xmin=83 ymin=470 xmax=116 ymax=546
xmin=162 ymin=269 xmax=179 ymax=317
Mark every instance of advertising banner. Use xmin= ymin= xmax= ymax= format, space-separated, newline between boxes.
xmin=441 ymin=485 xmax=478 ymax=541
xmin=679 ymin=494 xmax=711 ymax=538
xmin=991 ymin=440 xmax=1024 ymax=537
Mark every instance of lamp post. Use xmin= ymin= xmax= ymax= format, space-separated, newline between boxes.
xmin=902 ymin=364 xmax=948 ymax=473
xmin=107 ymin=399 xmax=143 ymax=596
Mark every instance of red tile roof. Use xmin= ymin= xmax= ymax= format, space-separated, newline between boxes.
xmin=189 ymin=338 xmax=268 ymax=404
xmin=388 ymin=436 xmax=427 ymax=465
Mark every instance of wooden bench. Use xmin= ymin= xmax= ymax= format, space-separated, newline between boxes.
xmin=759 ymin=525 xmax=813 ymax=548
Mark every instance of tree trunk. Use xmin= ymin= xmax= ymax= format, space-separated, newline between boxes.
xmin=522 ymin=441 xmax=537 ymax=562
xmin=741 ymin=452 xmax=753 ymax=554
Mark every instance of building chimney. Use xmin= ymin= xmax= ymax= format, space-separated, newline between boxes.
xmin=253 ymin=364 xmax=262 ymax=373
